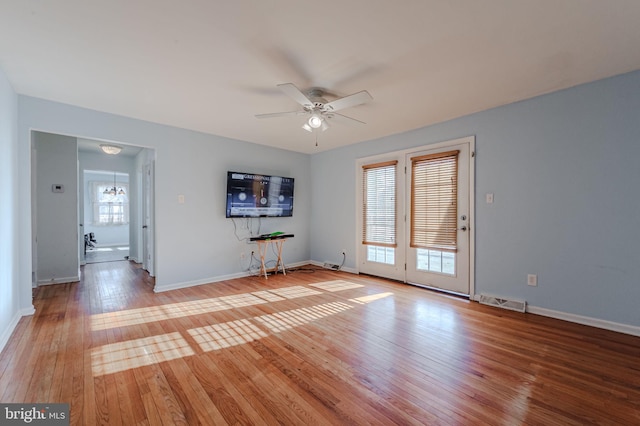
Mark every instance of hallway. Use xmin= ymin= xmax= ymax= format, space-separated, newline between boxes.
xmin=85 ymin=245 xmax=130 ymax=264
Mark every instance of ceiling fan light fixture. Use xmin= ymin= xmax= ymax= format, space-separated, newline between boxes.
xmin=100 ymin=144 xmax=122 ymax=155
xmin=308 ymin=113 xmax=323 ymax=129
xmin=302 ymin=123 xmax=313 ymax=132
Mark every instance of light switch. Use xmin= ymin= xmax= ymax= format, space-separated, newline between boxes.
xmin=486 ymin=193 xmax=494 ymax=204
xmin=178 ymin=194 xmax=185 ymax=204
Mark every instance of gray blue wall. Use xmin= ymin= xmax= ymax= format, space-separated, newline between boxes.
xmin=310 ymin=70 xmax=640 ymax=329
xmin=0 ymin=66 xmax=22 ymax=351
xmin=33 ymin=132 xmax=79 ymax=284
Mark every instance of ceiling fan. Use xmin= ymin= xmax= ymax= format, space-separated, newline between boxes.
xmin=255 ymin=83 xmax=373 ymax=132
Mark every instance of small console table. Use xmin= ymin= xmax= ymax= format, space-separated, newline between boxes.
xmin=249 ymin=234 xmax=294 ymax=278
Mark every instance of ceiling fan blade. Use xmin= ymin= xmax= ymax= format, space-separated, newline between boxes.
xmin=323 ymin=90 xmax=372 ymax=112
xmin=277 ymin=83 xmax=314 ymax=108
xmin=330 ymin=112 xmax=366 ymax=125
xmin=255 ymin=110 xmax=306 ymax=119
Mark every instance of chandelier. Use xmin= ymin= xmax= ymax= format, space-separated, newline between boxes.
xmin=103 ymin=172 xmax=126 ymax=196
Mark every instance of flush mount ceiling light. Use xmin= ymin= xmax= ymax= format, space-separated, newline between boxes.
xmin=100 ymin=144 xmax=122 ymax=155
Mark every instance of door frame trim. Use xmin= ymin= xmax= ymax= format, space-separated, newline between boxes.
xmin=355 ymin=135 xmax=475 ymax=298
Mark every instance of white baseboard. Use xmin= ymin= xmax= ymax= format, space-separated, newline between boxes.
xmin=308 ymin=260 xmax=357 ymax=274
xmin=0 ymin=311 xmax=22 ymax=353
xmin=471 ymin=294 xmax=640 ymax=337
xmin=37 ymin=276 xmax=79 ymax=286
xmin=526 ymin=305 xmax=640 ymax=337
xmin=154 ymin=260 xmax=312 ymax=293
xmin=0 ymin=304 xmax=34 ymax=354
xmin=21 ymin=305 xmax=35 ymax=316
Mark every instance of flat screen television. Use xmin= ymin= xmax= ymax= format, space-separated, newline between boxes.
xmin=226 ymin=171 xmax=295 ymax=218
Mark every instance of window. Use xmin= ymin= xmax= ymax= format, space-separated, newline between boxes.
xmin=410 ymin=150 xmax=459 ymax=252
xmin=362 ymin=161 xmax=397 ymax=264
xmin=91 ymin=181 xmax=129 ymax=225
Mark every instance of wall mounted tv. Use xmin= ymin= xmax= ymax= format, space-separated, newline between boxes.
xmin=226 ymin=171 xmax=295 ymax=218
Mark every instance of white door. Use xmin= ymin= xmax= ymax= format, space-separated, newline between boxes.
xmin=142 ymin=162 xmax=155 ymax=276
xmin=358 ymin=157 xmax=405 ymax=281
xmin=78 ymin=167 xmax=85 ymax=265
xmin=405 ymin=142 xmax=471 ymax=294
xmin=357 ymin=137 xmax=474 ymax=295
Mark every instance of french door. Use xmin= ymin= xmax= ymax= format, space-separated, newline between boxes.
xmin=359 ymin=137 xmax=474 ymax=295
xmin=405 ymin=142 xmax=470 ymax=294
xmin=359 ymin=159 xmax=406 ymax=281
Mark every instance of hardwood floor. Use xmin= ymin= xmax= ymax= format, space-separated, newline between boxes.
xmin=1 ymin=261 xmax=639 ymax=425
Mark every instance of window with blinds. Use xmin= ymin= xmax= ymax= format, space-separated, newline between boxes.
xmin=410 ymin=150 xmax=459 ymax=252
xmin=362 ymin=161 xmax=397 ymax=248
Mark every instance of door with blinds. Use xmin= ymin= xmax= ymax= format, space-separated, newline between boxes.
xmin=359 ymin=159 xmax=405 ymax=281
xmin=406 ymin=142 xmax=470 ymax=294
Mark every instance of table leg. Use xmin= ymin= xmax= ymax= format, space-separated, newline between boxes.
xmin=257 ymin=241 xmax=268 ymax=278
xmin=275 ymin=240 xmax=286 ymax=275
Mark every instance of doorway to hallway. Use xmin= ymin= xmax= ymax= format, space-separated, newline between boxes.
xmin=85 ymin=245 xmax=130 ymax=263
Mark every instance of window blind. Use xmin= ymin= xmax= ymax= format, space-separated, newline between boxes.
xmin=410 ymin=150 xmax=459 ymax=252
xmin=362 ymin=160 xmax=397 ymax=247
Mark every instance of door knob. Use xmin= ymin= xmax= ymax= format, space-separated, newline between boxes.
xmin=459 ymin=226 xmax=467 ymax=231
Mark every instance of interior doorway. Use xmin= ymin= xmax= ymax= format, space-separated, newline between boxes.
xmin=82 ymin=170 xmax=131 ymax=264
xmin=76 ymin=138 xmax=155 ymax=275
xmin=31 ymin=132 xmax=155 ymax=287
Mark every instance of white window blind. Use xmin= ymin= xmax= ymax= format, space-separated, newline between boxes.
xmin=410 ymin=150 xmax=459 ymax=252
xmin=362 ymin=160 xmax=397 ymax=247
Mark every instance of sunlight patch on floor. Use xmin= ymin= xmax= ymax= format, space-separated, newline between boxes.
xmin=310 ymin=280 xmax=365 ymax=292
xmin=189 ymin=319 xmax=268 ymax=352
xmin=91 ymin=332 xmax=194 ymax=376
xmin=254 ymin=301 xmax=353 ymax=333
xmin=88 ymin=281 xmax=399 ymax=376
xmin=349 ymin=292 xmax=394 ymax=304
xmin=267 ymin=285 xmax=323 ymax=299
xmin=91 ymin=285 xmax=320 ymax=331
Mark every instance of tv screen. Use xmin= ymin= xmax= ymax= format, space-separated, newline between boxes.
xmin=226 ymin=171 xmax=295 ymax=218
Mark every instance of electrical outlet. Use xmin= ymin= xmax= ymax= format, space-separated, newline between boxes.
xmin=527 ymin=274 xmax=538 ymax=286
xmin=341 ymin=249 xmax=346 ymax=255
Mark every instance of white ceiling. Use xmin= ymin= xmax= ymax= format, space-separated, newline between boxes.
xmin=2 ymin=1 xmax=640 ymax=154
